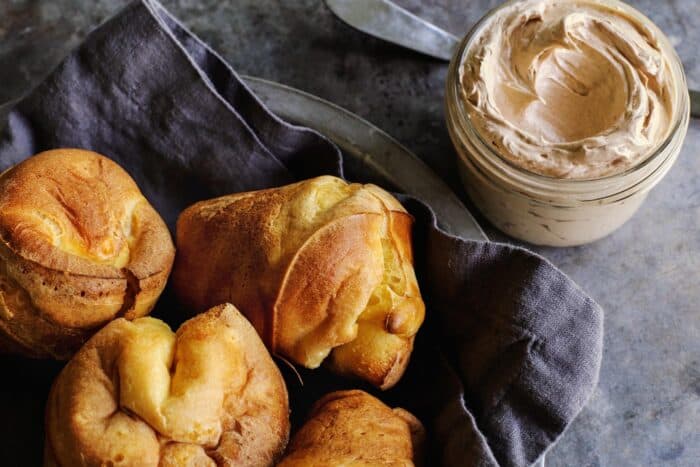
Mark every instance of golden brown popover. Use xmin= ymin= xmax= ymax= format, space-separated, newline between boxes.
xmin=0 ymin=149 xmax=174 ymax=359
xmin=173 ymin=176 xmax=425 ymax=389
xmin=278 ymin=390 xmax=424 ymax=466
xmin=44 ymin=303 xmax=290 ymax=467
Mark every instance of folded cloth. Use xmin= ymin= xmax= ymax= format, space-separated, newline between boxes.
xmin=0 ymin=1 xmax=603 ymax=466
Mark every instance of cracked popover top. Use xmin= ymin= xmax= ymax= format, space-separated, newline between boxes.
xmin=0 ymin=148 xmax=174 ymax=359
xmin=174 ymin=176 xmax=425 ymax=389
xmin=44 ymin=304 xmax=290 ymax=467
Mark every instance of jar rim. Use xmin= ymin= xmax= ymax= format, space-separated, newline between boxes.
xmin=449 ymin=0 xmax=691 ymax=187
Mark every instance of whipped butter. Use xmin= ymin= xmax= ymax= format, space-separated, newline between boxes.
xmin=460 ymin=0 xmax=677 ymax=179
xmin=446 ymin=0 xmax=689 ymax=246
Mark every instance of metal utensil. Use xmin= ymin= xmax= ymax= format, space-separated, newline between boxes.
xmin=325 ymin=0 xmax=459 ymax=61
xmin=325 ymin=0 xmax=700 ymax=118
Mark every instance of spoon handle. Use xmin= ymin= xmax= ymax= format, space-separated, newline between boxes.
xmin=324 ymin=0 xmax=460 ymax=61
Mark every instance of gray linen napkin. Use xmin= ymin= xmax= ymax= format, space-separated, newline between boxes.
xmin=0 ymin=1 xmax=603 ymax=466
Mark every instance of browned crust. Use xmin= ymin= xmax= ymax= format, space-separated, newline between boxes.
xmin=327 ymin=209 xmax=424 ymax=389
xmin=272 ymin=213 xmax=384 ymax=363
xmin=278 ymin=390 xmax=425 ymax=466
xmin=0 ymin=149 xmax=175 ymax=359
xmin=173 ymin=176 xmax=425 ymax=389
xmin=44 ymin=304 xmax=290 ymax=467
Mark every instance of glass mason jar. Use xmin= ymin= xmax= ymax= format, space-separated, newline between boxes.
xmin=445 ymin=0 xmax=690 ymax=247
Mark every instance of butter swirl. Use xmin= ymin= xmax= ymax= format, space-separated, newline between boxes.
xmin=460 ymin=0 xmax=679 ymax=179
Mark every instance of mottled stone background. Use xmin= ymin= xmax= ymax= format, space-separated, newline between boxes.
xmin=0 ymin=1 xmax=698 ymax=466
